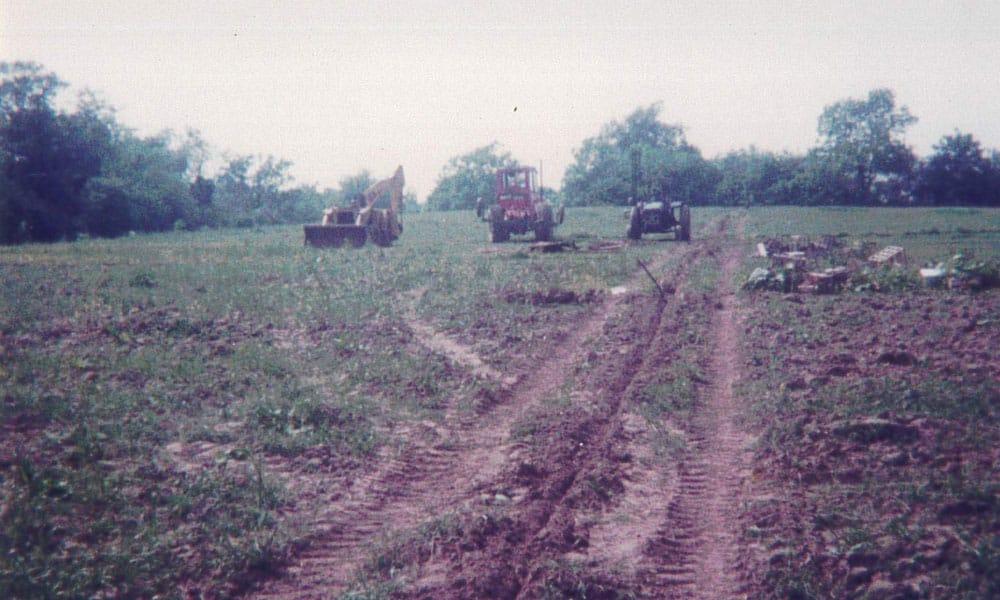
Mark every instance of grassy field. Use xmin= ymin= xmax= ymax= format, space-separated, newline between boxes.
xmin=0 ymin=207 xmax=691 ymax=597
xmin=1 ymin=205 xmax=998 ymax=598
xmin=742 ymin=205 xmax=1000 ymax=264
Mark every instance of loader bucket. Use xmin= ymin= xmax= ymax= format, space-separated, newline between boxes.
xmin=304 ymin=225 xmax=367 ymax=248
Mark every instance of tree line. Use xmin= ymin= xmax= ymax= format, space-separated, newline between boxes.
xmin=3 ymin=62 xmax=999 ymax=244
xmin=0 ymin=62 xmax=423 ymax=244
xmin=428 ymin=91 xmax=1000 ymax=211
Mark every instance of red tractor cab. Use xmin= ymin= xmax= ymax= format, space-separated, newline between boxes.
xmin=476 ymin=167 xmax=563 ymax=242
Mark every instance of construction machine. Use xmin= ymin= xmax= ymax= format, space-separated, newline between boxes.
xmin=304 ymin=166 xmax=405 ymax=248
xmin=623 ymin=149 xmax=690 ymax=242
xmin=626 ymin=196 xmax=691 ymax=242
xmin=475 ymin=166 xmax=564 ymax=243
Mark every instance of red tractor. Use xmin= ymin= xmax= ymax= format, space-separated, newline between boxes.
xmin=476 ymin=167 xmax=564 ymax=243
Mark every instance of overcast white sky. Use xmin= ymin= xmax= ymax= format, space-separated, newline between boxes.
xmin=3 ymin=1 xmax=999 ymax=201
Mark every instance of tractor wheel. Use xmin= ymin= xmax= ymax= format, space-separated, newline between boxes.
xmin=535 ymin=204 xmax=554 ymax=242
xmin=678 ymin=204 xmax=691 ymax=242
xmin=536 ymin=203 xmax=553 ymax=224
xmin=627 ymin=207 xmax=643 ymax=240
xmin=489 ymin=220 xmax=509 ymax=243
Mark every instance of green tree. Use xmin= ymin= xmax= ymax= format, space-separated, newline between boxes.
xmin=426 ymin=143 xmax=517 ymax=211
xmin=815 ymin=88 xmax=917 ymax=204
xmin=401 ymin=191 xmax=421 ymax=213
xmin=274 ymin=185 xmax=327 ymax=224
xmin=639 ymin=144 xmax=721 ymax=206
xmin=714 ymin=148 xmax=806 ymax=206
xmin=178 ymin=129 xmax=216 ymax=223
xmin=212 ymin=155 xmax=254 ymax=226
xmin=212 ymin=154 xmax=324 ymax=226
xmin=562 ymin=104 xmax=717 ymax=206
xmin=1 ymin=61 xmax=325 ymax=240
xmin=0 ymin=63 xmax=110 ymax=242
xmin=0 ymin=61 xmax=63 ymax=123
xmin=916 ymin=132 xmax=1000 ymax=206
xmin=784 ymin=152 xmax=856 ymax=206
xmin=1 ymin=107 xmax=87 ymax=241
xmin=84 ymin=131 xmax=194 ymax=235
xmin=251 ymin=156 xmax=294 ymax=225
xmin=335 ymin=170 xmax=375 ymax=206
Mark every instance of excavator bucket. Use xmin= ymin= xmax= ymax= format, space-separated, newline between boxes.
xmin=304 ymin=225 xmax=367 ymax=248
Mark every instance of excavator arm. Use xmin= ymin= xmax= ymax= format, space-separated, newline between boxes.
xmin=354 ymin=166 xmax=405 ymax=245
xmin=307 ymin=166 xmax=404 ymax=248
xmin=361 ymin=165 xmax=405 ymax=213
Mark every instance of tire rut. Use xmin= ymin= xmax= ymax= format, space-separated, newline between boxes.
xmin=635 ymin=231 xmax=752 ymax=599
xmin=252 ymin=221 xmax=737 ymax=599
xmin=250 ymin=263 xmax=652 ymax=599
xmin=480 ymin=235 xmax=720 ymax=599
xmin=403 ymin=216 xmax=743 ymax=599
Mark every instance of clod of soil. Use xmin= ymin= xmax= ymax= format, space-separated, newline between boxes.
xmin=503 ymin=287 xmax=604 ymax=306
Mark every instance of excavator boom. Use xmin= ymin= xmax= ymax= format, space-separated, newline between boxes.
xmin=362 ymin=165 xmax=404 ymax=213
xmin=305 ymin=165 xmax=405 ymax=248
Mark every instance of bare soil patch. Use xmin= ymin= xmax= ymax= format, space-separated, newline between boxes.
xmin=248 ymin=217 xmax=765 ymax=600
xmin=741 ymin=283 xmax=999 ymax=598
xmin=250 ymin=256 xmax=667 ymax=598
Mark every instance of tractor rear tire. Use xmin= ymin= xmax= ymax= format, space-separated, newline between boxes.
xmin=678 ymin=204 xmax=691 ymax=242
xmin=489 ymin=220 xmax=509 ymax=243
xmin=627 ymin=207 xmax=642 ymax=240
xmin=535 ymin=204 xmax=554 ymax=241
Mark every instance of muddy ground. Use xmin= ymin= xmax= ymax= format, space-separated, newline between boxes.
xmin=246 ymin=218 xmax=998 ymax=599
xmin=4 ymin=216 xmax=995 ymax=599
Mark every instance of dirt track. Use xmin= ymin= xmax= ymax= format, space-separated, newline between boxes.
xmin=251 ymin=219 xmax=755 ymax=599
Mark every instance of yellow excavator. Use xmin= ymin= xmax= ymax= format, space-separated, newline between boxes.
xmin=304 ymin=165 xmax=405 ymax=248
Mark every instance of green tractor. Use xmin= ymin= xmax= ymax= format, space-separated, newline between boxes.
xmin=624 ymin=148 xmax=691 ymax=242
xmin=626 ymin=197 xmax=691 ymax=242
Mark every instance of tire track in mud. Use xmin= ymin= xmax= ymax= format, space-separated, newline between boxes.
xmin=567 ymin=231 xmax=729 ymax=577
xmin=250 ymin=219 xmax=747 ymax=599
xmin=400 ymin=223 xmax=730 ymax=599
xmin=492 ymin=219 xmax=751 ymax=599
xmin=509 ymin=277 xmax=676 ymax=599
xmin=635 ymin=229 xmax=752 ymax=599
xmin=250 ymin=249 xmax=682 ymax=599
xmin=405 ymin=216 xmax=739 ymax=600
xmin=402 ymin=285 xmax=514 ymax=385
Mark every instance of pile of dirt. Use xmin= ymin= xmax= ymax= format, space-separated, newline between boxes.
xmin=502 ymin=287 xmax=604 ymax=306
xmin=759 ymin=235 xmax=846 ymax=260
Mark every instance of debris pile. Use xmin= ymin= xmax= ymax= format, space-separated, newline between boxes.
xmin=529 ymin=241 xmax=578 ymax=253
xmin=745 ymin=236 xmax=999 ymax=294
xmin=868 ymin=245 xmax=906 ymax=265
xmin=919 ymin=253 xmax=1000 ymax=291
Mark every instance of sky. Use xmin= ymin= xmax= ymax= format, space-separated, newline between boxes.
xmin=2 ymin=1 xmax=999 ymax=202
